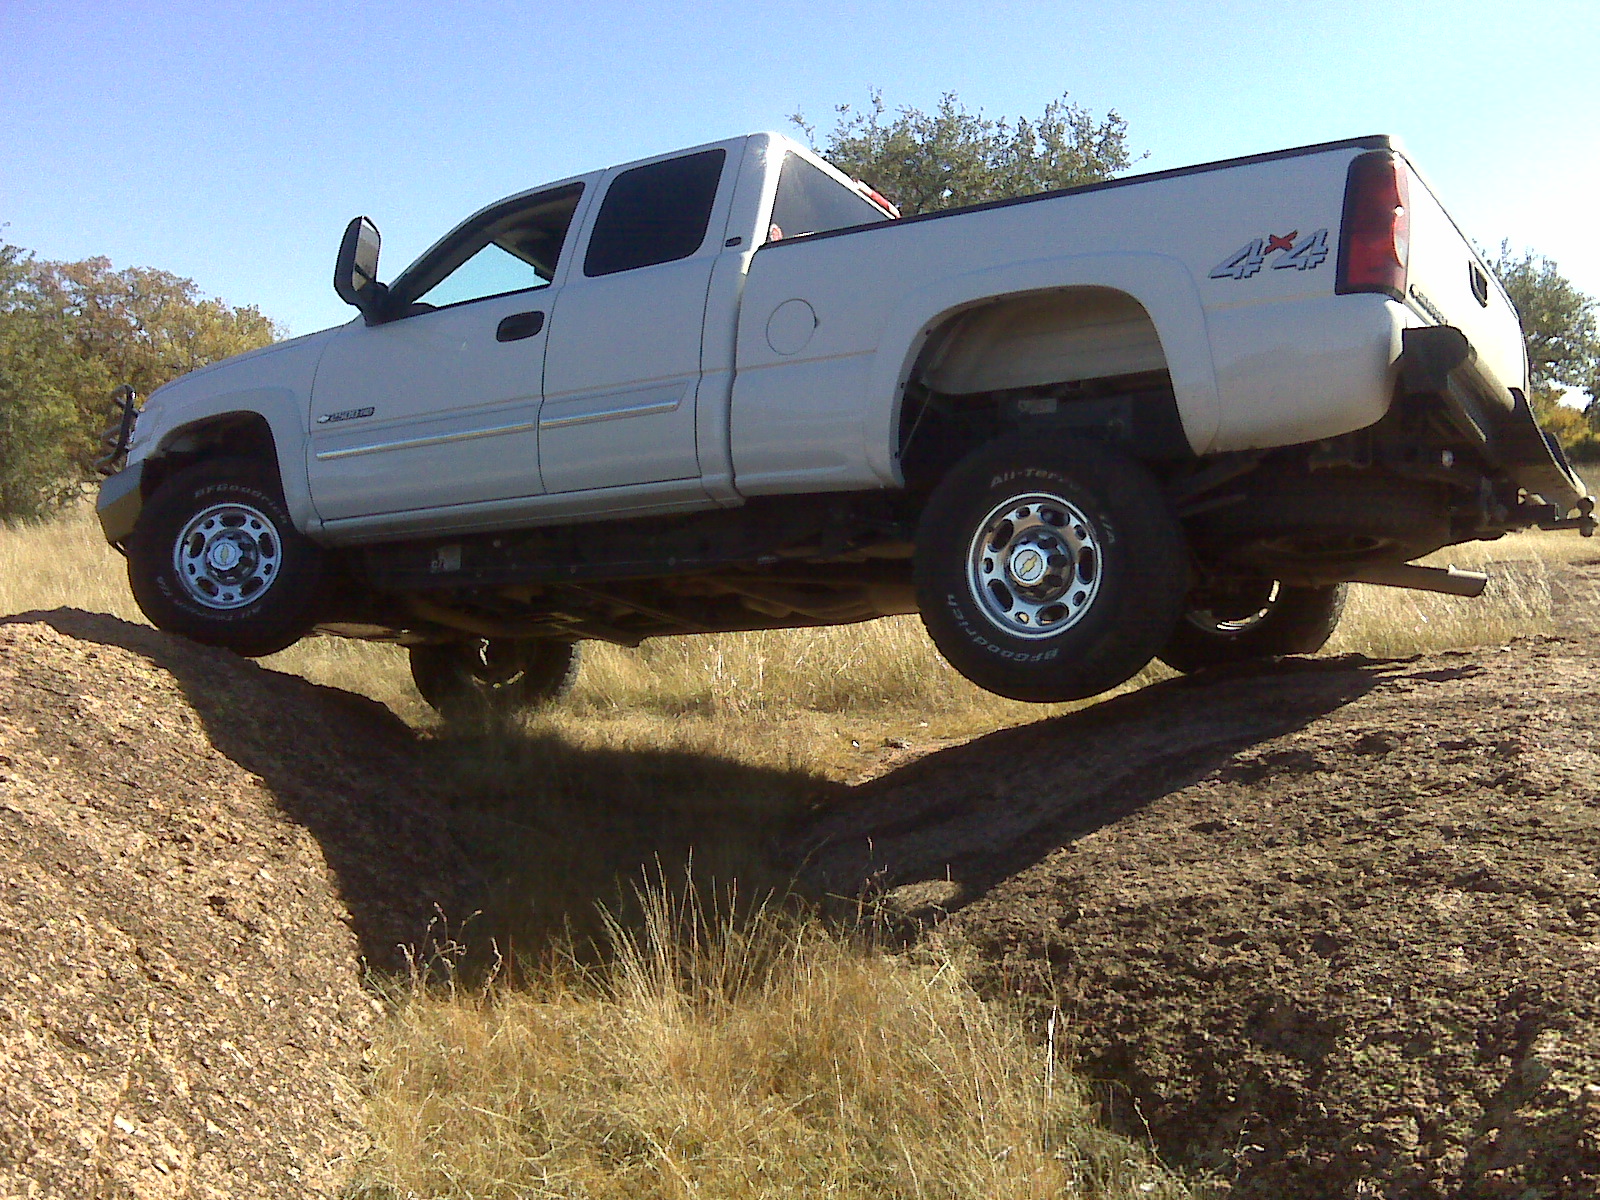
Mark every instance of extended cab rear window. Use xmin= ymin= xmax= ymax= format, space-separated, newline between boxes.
xmin=768 ymin=153 xmax=891 ymax=243
xmin=584 ymin=149 xmax=726 ymax=277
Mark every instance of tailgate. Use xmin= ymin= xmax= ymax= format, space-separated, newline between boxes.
xmin=1396 ymin=154 xmax=1528 ymax=397
xmin=1369 ymin=150 xmax=1588 ymax=512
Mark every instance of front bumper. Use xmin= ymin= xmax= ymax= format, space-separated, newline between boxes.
xmin=1401 ymin=325 xmax=1590 ymax=514
xmin=96 ymin=460 xmax=143 ymax=548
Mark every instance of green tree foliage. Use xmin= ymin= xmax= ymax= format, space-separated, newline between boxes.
xmin=794 ymin=90 xmax=1136 ymax=216
xmin=0 ymin=239 xmax=280 ymax=519
xmin=0 ymin=245 xmax=88 ymax=518
xmin=1491 ymin=242 xmax=1600 ymax=404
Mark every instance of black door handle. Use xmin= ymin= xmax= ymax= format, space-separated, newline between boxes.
xmin=496 ymin=310 xmax=545 ymax=342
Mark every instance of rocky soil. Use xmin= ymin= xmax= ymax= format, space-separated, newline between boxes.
xmin=0 ymin=611 xmax=474 ymax=1199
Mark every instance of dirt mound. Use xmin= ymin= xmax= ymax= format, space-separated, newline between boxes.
xmin=11 ymin=556 xmax=1600 ymax=1198
xmin=0 ymin=611 xmax=475 ymax=1199
xmin=790 ymin=572 xmax=1600 ymax=1198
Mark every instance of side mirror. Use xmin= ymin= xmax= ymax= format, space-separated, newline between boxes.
xmin=334 ymin=216 xmax=388 ymax=319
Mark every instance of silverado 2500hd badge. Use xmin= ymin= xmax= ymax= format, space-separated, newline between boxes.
xmin=316 ymin=406 xmax=376 ymax=424
xmin=1210 ymin=228 xmax=1329 ymax=280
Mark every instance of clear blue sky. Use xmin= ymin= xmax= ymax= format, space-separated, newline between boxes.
xmin=4 ymin=0 xmax=1596 ymax=337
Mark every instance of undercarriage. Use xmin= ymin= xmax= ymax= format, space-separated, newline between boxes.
xmin=318 ymin=494 xmax=924 ymax=647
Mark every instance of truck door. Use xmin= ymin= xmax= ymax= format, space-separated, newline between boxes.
xmin=307 ymin=181 xmax=588 ymax=521
xmin=539 ymin=143 xmax=739 ymax=494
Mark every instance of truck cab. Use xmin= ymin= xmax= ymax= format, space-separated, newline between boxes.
xmin=305 ymin=134 xmax=892 ymax=541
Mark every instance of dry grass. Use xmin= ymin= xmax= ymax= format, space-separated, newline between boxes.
xmin=352 ymin=887 xmax=1199 ymax=1200
xmin=1327 ymin=533 xmax=1596 ymax=658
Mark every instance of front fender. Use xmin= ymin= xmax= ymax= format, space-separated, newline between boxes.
xmin=861 ymin=252 xmax=1220 ymax=485
xmin=124 ymin=329 xmax=337 ymax=535
xmin=141 ymin=388 xmax=318 ymax=533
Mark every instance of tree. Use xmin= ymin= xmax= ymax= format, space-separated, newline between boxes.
xmin=793 ymin=90 xmax=1136 ymax=216
xmin=0 ymin=239 xmax=281 ymax=519
xmin=0 ymin=244 xmax=90 ymax=518
xmin=1489 ymin=242 xmax=1600 ymax=419
xmin=25 ymin=256 xmax=281 ymax=476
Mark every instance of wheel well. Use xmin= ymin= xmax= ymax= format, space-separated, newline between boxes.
xmin=917 ymin=287 xmax=1167 ymax=395
xmin=142 ymin=413 xmax=280 ymax=497
xmin=899 ymin=287 xmax=1191 ymax=488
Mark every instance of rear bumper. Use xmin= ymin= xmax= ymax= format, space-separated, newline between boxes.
xmin=96 ymin=460 xmax=143 ymax=547
xmin=1401 ymin=325 xmax=1590 ymax=513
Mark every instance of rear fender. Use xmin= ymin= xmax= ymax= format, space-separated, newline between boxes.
xmin=864 ymin=252 xmax=1221 ymax=485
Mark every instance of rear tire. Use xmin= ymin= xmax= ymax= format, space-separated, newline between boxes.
xmin=914 ymin=436 xmax=1188 ymax=702
xmin=409 ymin=638 xmax=581 ymax=723
xmin=127 ymin=457 xmax=325 ymax=657
xmin=1158 ymin=581 xmax=1346 ymax=673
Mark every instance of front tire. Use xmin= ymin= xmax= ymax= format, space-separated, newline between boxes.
xmin=914 ymin=436 xmax=1188 ymax=702
xmin=1158 ymin=580 xmax=1346 ymax=674
xmin=127 ymin=458 xmax=326 ymax=656
xmin=409 ymin=638 xmax=581 ymax=723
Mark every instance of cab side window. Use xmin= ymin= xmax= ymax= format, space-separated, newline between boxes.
xmin=413 ymin=183 xmax=584 ymax=309
xmin=583 ymin=149 xmax=726 ymax=278
xmin=768 ymin=153 xmax=891 ymax=243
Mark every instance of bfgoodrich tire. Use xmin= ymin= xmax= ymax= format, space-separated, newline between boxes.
xmin=914 ymin=436 xmax=1189 ymax=703
xmin=409 ymin=638 xmax=581 ymax=724
xmin=126 ymin=457 xmax=326 ymax=657
xmin=1158 ymin=581 xmax=1347 ymax=674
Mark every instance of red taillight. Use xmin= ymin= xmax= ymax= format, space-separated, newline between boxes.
xmin=1336 ymin=151 xmax=1410 ymax=300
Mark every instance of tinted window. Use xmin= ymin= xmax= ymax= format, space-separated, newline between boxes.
xmin=407 ymin=183 xmax=584 ymax=310
xmin=420 ymin=243 xmax=549 ymax=308
xmin=584 ymin=149 xmax=726 ymax=277
xmin=768 ymin=153 xmax=891 ymax=243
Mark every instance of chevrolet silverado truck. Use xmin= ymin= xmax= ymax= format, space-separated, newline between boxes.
xmin=95 ymin=132 xmax=1592 ymax=717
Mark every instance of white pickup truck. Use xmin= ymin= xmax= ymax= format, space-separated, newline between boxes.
xmin=97 ymin=131 xmax=1591 ymax=717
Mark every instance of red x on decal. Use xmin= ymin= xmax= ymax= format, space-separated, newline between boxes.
xmin=1266 ymin=231 xmax=1298 ymax=253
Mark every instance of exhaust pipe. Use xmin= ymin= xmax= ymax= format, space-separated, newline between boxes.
xmin=1344 ymin=563 xmax=1488 ymax=597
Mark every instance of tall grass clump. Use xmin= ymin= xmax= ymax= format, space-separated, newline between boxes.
xmin=352 ymin=885 xmax=1200 ymax=1200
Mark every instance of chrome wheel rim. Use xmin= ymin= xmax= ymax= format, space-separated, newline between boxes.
xmin=965 ymin=490 xmax=1103 ymax=639
xmin=172 ymin=502 xmax=281 ymax=610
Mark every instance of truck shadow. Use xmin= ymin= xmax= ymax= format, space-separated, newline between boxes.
xmin=16 ymin=607 xmax=1398 ymax=973
xmin=783 ymin=653 xmax=1394 ymax=914
xmin=405 ymin=716 xmax=839 ymax=968
xmin=10 ymin=608 xmax=832 ymax=975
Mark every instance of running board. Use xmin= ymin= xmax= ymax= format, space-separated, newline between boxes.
xmin=1344 ymin=563 xmax=1489 ymax=597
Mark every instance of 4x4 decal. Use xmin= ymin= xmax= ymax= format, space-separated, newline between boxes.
xmin=1210 ymin=228 xmax=1329 ymax=280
